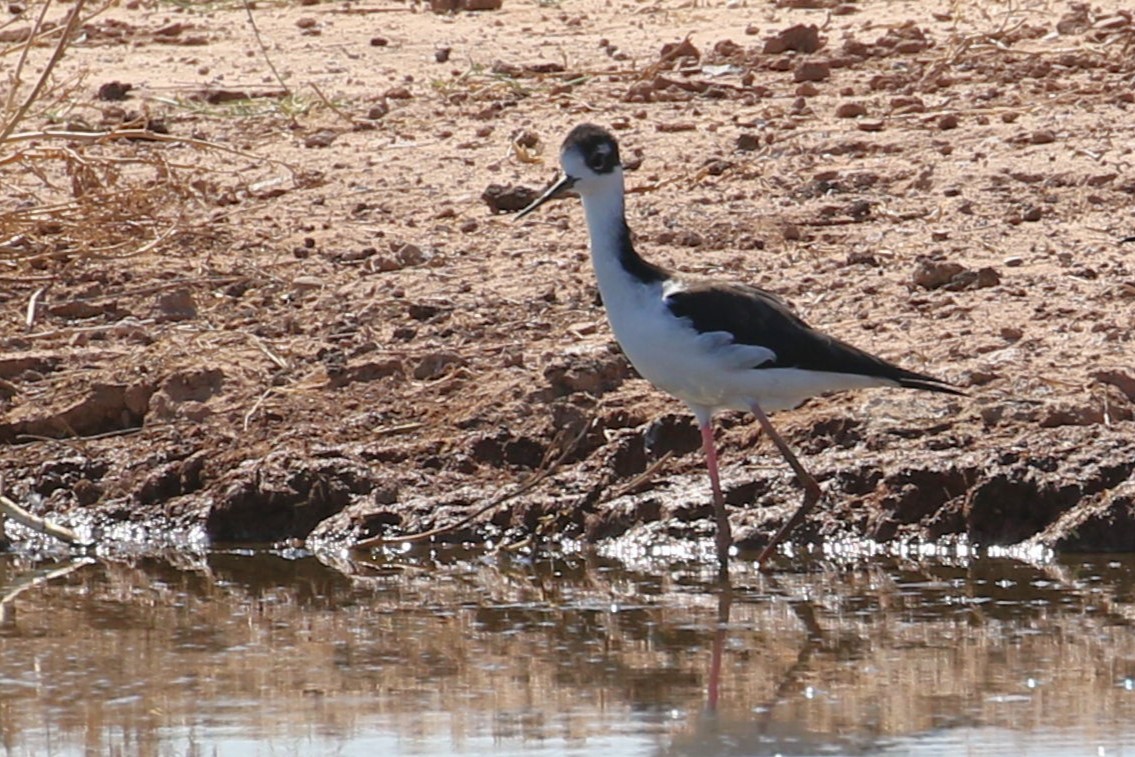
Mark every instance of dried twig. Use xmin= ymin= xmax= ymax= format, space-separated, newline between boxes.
xmin=606 ymin=451 xmax=673 ymax=500
xmin=242 ymin=0 xmax=290 ymax=95
xmin=309 ymin=82 xmax=356 ymax=126
xmin=0 ymin=493 xmax=90 ymax=546
xmin=0 ymin=0 xmax=87 ymax=143
xmin=25 ymin=285 xmax=47 ymax=330
xmin=2 ymin=128 xmax=294 ymax=173
xmin=1 ymin=558 xmax=96 ymax=624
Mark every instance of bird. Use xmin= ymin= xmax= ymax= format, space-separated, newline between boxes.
xmin=516 ymin=123 xmax=963 ymax=574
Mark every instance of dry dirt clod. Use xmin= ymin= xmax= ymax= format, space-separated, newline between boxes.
xmin=97 ymin=81 xmax=132 ymax=101
xmin=1091 ymin=369 xmax=1135 ymax=401
xmin=912 ymin=259 xmax=966 ymax=290
xmin=304 ymin=130 xmax=339 ymax=148
xmin=658 ymin=37 xmax=700 ymax=66
xmin=835 ymin=102 xmax=867 ymax=118
xmin=763 ymin=24 xmax=822 ymax=54
xmin=327 ymin=359 xmax=404 ymax=389
xmin=156 ymin=288 xmax=197 ymax=321
xmin=736 ymin=133 xmax=760 ymax=151
xmin=794 ymin=60 xmax=830 ymax=82
xmin=482 ymin=184 xmax=540 ymax=214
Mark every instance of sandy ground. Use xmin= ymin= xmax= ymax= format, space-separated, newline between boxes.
xmin=2 ymin=0 xmax=1134 ymax=558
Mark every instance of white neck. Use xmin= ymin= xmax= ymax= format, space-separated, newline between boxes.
xmin=577 ymin=169 xmax=632 ymax=293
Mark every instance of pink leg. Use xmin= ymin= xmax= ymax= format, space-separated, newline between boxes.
xmin=706 ymin=584 xmax=732 ymax=712
xmin=700 ymin=422 xmax=732 ymax=575
xmin=750 ymin=402 xmax=822 ymax=568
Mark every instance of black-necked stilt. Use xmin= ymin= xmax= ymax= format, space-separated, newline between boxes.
xmin=517 ymin=124 xmax=962 ymax=573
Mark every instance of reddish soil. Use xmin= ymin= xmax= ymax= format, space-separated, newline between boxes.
xmin=2 ymin=0 xmax=1135 ymax=558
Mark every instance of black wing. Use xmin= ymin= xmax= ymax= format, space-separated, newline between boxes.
xmin=665 ymin=281 xmax=962 ymax=395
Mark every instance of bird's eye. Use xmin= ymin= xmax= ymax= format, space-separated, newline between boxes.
xmin=587 ymin=145 xmax=610 ymax=171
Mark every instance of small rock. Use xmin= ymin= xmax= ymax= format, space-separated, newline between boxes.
xmin=967 ymin=370 xmax=1001 ymax=387
xmin=764 ymin=24 xmax=822 ymax=54
xmin=482 ymin=183 xmax=541 ymax=214
xmin=938 ymin=113 xmax=959 ymax=130
xmin=846 ymin=251 xmax=879 ymax=266
xmin=543 ymin=346 xmax=632 ymax=397
xmin=736 ymin=133 xmax=760 ymax=151
xmin=370 ymin=36 xmax=389 ymax=47
xmin=1030 ymin=129 xmax=1056 ymax=144
xmin=835 ymin=102 xmax=867 ymax=118
xmin=327 ymin=359 xmax=404 ymax=388
xmin=1056 ymin=6 xmax=1090 ymax=35
xmin=675 ymin=231 xmax=703 ymax=247
xmin=1021 ymin=206 xmax=1043 ymax=222
xmin=292 ymin=276 xmax=323 ymax=291
xmin=156 ymin=288 xmax=197 ymax=321
xmin=304 ymin=129 xmax=338 ymax=148
xmin=97 ymin=81 xmax=132 ymax=101
xmin=794 ymin=60 xmax=830 ymax=82
xmin=295 ymin=16 xmax=317 ymax=28
xmin=890 ymin=95 xmax=925 ymax=114
xmin=973 ymin=266 xmax=1001 ymax=288
xmin=435 ymin=47 xmax=451 ymax=63
xmin=659 ymin=37 xmax=700 ymax=65
xmin=912 ymin=259 xmax=966 ymax=290
xmin=1091 ymin=368 xmax=1135 ymax=401
xmin=1038 ymin=402 xmax=1104 ymax=428
xmin=391 ymin=242 xmax=426 ymax=266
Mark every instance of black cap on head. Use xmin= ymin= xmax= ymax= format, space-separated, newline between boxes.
xmin=562 ymin=124 xmax=621 ymax=175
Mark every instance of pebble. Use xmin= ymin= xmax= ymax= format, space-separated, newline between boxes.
xmin=794 ymin=60 xmax=830 ymax=82
xmin=303 ymin=129 xmax=338 ymax=148
xmin=912 ymin=259 xmax=966 ymax=290
xmin=835 ymin=102 xmax=867 ymax=118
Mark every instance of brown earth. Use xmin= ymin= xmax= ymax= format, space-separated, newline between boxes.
xmin=2 ymin=0 xmax=1135 ymax=558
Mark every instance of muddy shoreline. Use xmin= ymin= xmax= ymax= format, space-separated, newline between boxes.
xmin=2 ymin=0 xmax=1134 ymax=558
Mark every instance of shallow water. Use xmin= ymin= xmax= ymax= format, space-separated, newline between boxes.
xmin=2 ymin=548 xmax=1135 ymax=756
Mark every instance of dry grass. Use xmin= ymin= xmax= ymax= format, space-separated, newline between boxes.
xmin=0 ymin=0 xmax=302 ymax=281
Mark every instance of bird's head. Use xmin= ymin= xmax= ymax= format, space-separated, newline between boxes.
xmin=516 ymin=124 xmax=623 ymax=219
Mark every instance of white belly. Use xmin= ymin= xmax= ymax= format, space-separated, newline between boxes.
xmin=601 ymin=278 xmax=893 ymax=416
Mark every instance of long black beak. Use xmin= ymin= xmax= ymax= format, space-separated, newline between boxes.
xmin=515 ymin=173 xmax=577 ymax=220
